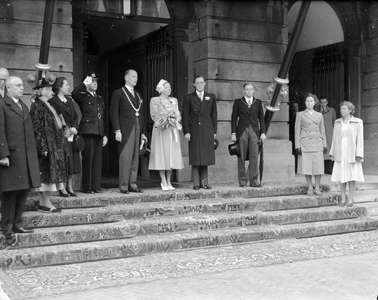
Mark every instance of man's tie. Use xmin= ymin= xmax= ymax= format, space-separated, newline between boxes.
xmin=0 ymin=88 xmax=4 ymax=98
xmin=247 ymin=97 xmax=252 ymax=106
xmin=16 ymin=100 xmax=22 ymax=111
xmin=130 ymin=88 xmax=135 ymax=97
xmin=199 ymin=92 xmax=203 ymax=101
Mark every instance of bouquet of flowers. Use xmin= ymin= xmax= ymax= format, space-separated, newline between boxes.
xmin=155 ymin=111 xmax=182 ymax=141
xmin=155 ymin=112 xmax=177 ymax=130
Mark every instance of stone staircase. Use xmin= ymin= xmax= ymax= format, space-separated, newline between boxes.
xmin=1 ymin=182 xmax=378 ymax=271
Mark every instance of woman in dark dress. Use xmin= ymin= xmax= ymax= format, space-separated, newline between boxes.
xmin=50 ymin=77 xmax=81 ymax=196
xmin=30 ymin=79 xmax=68 ymax=212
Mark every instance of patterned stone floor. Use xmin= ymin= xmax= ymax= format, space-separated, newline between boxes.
xmin=1 ymin=228 xmax=378 ymax=300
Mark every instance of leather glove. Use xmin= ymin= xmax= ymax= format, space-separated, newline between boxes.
xmin=323 ymin=147 xmax=328 ymax=155
xmin=296 ymin=148 xmax=302 ymax=156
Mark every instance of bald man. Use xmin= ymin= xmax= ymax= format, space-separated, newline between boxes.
xmin=0 ymin=67 xmax=10 ymax=99
xmin=0 ymin=76 xmax=41 ymax=239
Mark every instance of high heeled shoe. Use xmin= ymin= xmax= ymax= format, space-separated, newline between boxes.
xmin=67 ymin=190 xmax=77 ymax=197
xmin=167 ymin=184 xmax=175 ymax=190
xmin=346 ymin=196 xmax=354 ymax=207
xmin=59 ymin=190 xmax=69 ymax=197
xmin=339 ymin=195 xmax=347 ymax=207
xmin=161 ymin=183 xmax=169 ymax=191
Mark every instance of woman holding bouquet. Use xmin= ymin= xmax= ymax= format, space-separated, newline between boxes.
xmin=149 ymin=79 xmax=184 ymax=190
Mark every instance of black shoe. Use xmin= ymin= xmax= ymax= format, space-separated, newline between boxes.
xmin=120 ymin=190 xmax=130 ymax=194
xmin=129 ymin=187 xmax=142 ymax=193
xmin=193 ymin=186 xmax=200 ymax=190
xmin=67 ymin=191 xmax=77 ymax=197
xmin=200 ymin=185 xmax=212 ymax=190
xmin=37 ymin=205 xmax=62 ymax=213
xmin=82 ymin=190 xmax=94 ymax=194
xmin=92 ymin=189 xmax=103 ymax=193
xmin=2 ymin=230 xmax=15 ymax=239
xmin=13 ymin=227 xmax=34 ymax=234
xmin=59 ymin=190 xmax=70 ymax=197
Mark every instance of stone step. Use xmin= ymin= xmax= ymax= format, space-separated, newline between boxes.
xmin=2 ymin=205 xmax=367 ymax=249
xmin=1 ymin=217 xmax=377 ymax=271
xmin=20 ymin=194 xmax=340 ymax=228
xmin=329 ymin=182 xmax=378 ymax=192
xmin=20 ymin=184 xmax=326 ymax=211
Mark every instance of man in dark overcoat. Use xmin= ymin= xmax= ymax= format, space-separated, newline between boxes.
xmin=182 ymin=76 xmax=218 ymax=190
xmin=0 ymin=76 xmax=41 ymax=238
xmin=110 ymin=69 xmax=147 ymax=194
xmin=72 ymin=72 xmax=108 ymax=193
xmin=0 ymin=67 xmax=9 ymax=99
xmin=231 ymin=83 xmax=266 ymax=187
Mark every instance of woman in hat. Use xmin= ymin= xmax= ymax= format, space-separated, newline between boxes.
xmin=30 ymin=79 xmax=69 ymax=212
xmin=295 ymin=93 xmax=327 ymax=196
xmin=149 ymin=79 xmax=184 ymax=190
xmin=49 ymin=77 xmax=81 ymax=197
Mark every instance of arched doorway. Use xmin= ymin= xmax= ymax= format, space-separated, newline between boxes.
xmin=288 ymin=1 xmax=345 ymax=112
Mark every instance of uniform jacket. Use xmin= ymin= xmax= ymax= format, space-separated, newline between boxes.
xmin=329 ymin=117 xmax=364 ymax=163
xmin=110 ymin=86 xmax=146 ymax=149
xmin=0 ymin=95 xmax=41 ymax=191
xmin=295 ymin=110 xmax=327 ymax=152
xmin=320 ymin=106 xmax=336 ymax=159
xmin=231 ymin=97 xmax=266 ymax=140
xmin=182 ymin=91 xmax=217 ymax=166
xmin=30 ymin=97 xmax=68 ymax=184
xmin=72 ymin=83 xmax=106 ymax=136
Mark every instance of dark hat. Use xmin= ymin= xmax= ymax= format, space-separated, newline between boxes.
xmin=87 ymin=72 xmax=98 ymax=80
xmin=139 ymin=141 xmax=151 ymax=158
xmin=33 ymin=78 xmax=53 ymax=90
xmin=214 ymin=139 xmax=219 ymax=150
xmin=228 ymin=142 xmax=240 ymax=157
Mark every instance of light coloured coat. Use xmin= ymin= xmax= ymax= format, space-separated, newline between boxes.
xmin=329 ymin=117 xmax=364 ymax=163
xmin=295 ymin=110 xmax=327 ymax=152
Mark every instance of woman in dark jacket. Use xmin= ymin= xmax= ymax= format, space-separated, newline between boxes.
xmin=50 ymin=77 xmax=81 ymax=196
xmin=30 ymin=79 xmax=68 ymax=212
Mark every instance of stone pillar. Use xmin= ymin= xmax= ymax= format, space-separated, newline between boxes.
xmin=183 ymin=0 xmax=294 ymax=183
xmin=361 ymin=2 xmax=378 ymax=175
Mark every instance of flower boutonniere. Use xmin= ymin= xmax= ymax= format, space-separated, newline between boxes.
xmin=205 ymin=96 xmax=210 ymax=101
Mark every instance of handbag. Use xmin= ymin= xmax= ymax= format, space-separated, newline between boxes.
xmin=75 ymin=135 xmax=85 ymax=152
xmin=58 ymin=114 xmax=71 ymax=138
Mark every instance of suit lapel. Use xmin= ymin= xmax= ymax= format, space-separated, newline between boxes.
xmin=20 ymin=100 xmax=28 ymax=120
xmin=191 ymin=92 xmax=202 ymax=111
xmin=240 ymin=97 xmax=252 ymax=115
xmin=53 ymin=97 xmax=70 ymax=115
xmin=4 ymin=95 xmax=23 ymax=118
xmin=199 ymin=92 xmax=210 ymax=115
xmin=122 ymin=87 xmax=139 ymax=107
xmin=303 ymin=110 xmax=318 ymax=123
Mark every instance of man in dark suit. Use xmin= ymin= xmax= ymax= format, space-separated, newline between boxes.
xmin=183 ymin=76 xmax=218 ymax=190
xmin=0 ymin=76 xmax=41 ymax=239
xmin=110 ymin=69 xmax=147 ymax=194
xmin=0 ymin=67 xmax=9 ymax=99
xmin=231 ymin=83 xmax=266 ymax=187
xmin=72 ymin=72 xmax=108 ymax=193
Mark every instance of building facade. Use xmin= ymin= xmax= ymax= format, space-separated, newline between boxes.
xmin=1 ymin=0 xmax=377 ymax=183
